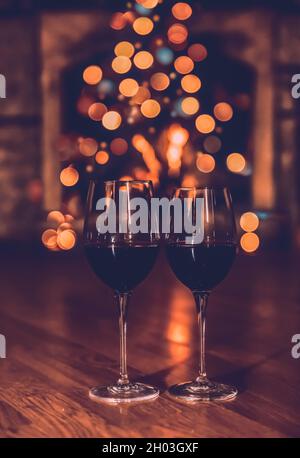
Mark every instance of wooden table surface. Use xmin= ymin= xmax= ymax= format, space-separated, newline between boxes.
xmin=0 ymin=243 xmax=299 ymax=438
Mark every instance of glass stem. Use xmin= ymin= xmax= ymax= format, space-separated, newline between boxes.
xmin=116 ymin=292 xmax=130 ymax=387
xmin=194 ymin=292 xmax=209 ymax=382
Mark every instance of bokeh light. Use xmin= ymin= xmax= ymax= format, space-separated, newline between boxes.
xmin=102 ymin=111 xmax=122 ymax=130
xmin=226 ymin=153 xmax=246 ymax=173
xmin=188 ymin=44 xmax=208 ymax=62
xmin=47 ymin=211 xmax=65 ymax=227
xmin=57 ymin=230 xmax=77 ymax=251
xmin=203 ymin=135 xmax=222 ymax=154
xmin=112 ymin=56 xmax=132 ymax=74
xmin=156 ymin=47 xmax=174 ymax=65
xmin=195 ymin=114 xmax=216 ymax=134
xmin=174 ymin=56 xmax=194 ymax=74
xmin=141 ymin=99 xmax=161 ymax=118
xmin=131 ymin=86 xmax=151 ymax=104
xmin=60 ymin=167 xmax=79 ymax=187
xmin=181 ymin=97 xmax=200 ymax=115
xmin=78 ymin=137 xmax=98 ymax=157
xmin=168 ymin=23 xmax=188 ymax=44
xmin=214 ymin=102 xmax=234 ymax=122
xmin=119 ymin=78 xmax=139 ymax=97
xmin=181 ymin=74 xmax=201 ymax=93
xmin=83 ymin=66 xmax=103 ymax=85
xmin=42 ymin=229 xmax=58 ymax=250
xmin=172 ymin=3 xmax=193 ymax=21
xmin=110 ymin=12 xmax=127 ymax=30
xmin=88 ymin=102 xmax=107 ymax=121
xmin=95 ymin=151 xmax=110 ymax=165
xmin=240 ymin=233 xmax=260 ymax=253
xmin=134 ymin=51 xmax=154 ymax=69
xmin=150 ymin=72 xmax=170 ymax=91
xmin=114 ymin=41 xmax=135 ymax=58
xmin=240 ymin=212 xmax=260 ymax=232
xmin=133 ymin=17 xmax=154 ymax=35
xmin=110 ymin=138 xmax=128 ymax=156
xmin=136 ymin=0 xmax=159 ymax=8
xmin=196 ymin=153 xmax=216 ymax=173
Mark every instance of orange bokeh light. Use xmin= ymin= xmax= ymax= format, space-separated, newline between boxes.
xmin=133 ymin=51 xmax=154 ymax=69
xmin=141 ymin=99 xmax=161 ymax=118
xmin=226 ymin=153 xmax=246 ymax=173
xmin=150 ymin=72 xmax=170 ymax=91
xmin=112 ymin=56 xmax=132 ymax=74
xmin=114 ymin=41 xmax=135 ymax=58
xmin=102 ymin=111 xmax=122 ymax=130
xmin=136 ymin=0 xmax=158 ymax=8
xmin=110 ymin=138 xmax=128 ymax=156
xmin=240 ymin=233 xmax=260 ymax=253
xmin=168 ymin=23 xmax=188 ymax=44
xmin=110 ymin=12 xmax=127 ymax=30
xmin=88 ymin=103 xmax=107 ymax=121
xmin=188 ymin=43 xmax=208 ymax=62
xmin=119 ymin=78 xmax=139 ymax=97
xmin=47 ymin=211 xmax=65 ymax=227
xmin=196 ymin=153 xmax=216 ymax=173
xmin=195 ymin=114 xmax=216 ymax=134
xmin=181 ymin=74 xmax=201 ymax=93
xmin=57 ymin=230 xmax=77 ymax=251
xmin=133 ymin=17 xmax=154 ymax=35
xmin=174 ymin=56 xmax=194 ymax=74
xmin=83 ymin=66 xmax=103 ymax=85
xmin=131 ymin=86 xmax=151 ymax=105
xmin=95 ymin=151 xmax=110 ymax=165
xmin=181 ymin=97 xmax=200 ymax=115
xmin=60 ymin=167 xmax=79 ymax=187
xmin=214 ymin=102 xmax=234 ymax=122
xmin=172 ymin=3 xmax=193 ymax=21
xmin=42 ymin=229 xmax=58 ymax=250
xmin=240 ymin=212 xmax=259 ymax=232
xmin=78 ymin=137 xmax=98 ymax=157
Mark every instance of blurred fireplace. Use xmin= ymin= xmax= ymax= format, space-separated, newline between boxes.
xmin=39 ymin=8 xmax=300 ymax=243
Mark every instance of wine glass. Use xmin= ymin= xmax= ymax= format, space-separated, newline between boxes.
xmin=84 ymin=180 xmax=160 ymax=404
xmin=166 ymin=187 xmax=238 ymax=401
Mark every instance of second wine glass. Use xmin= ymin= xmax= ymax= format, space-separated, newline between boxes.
xmin=84 ymin=180 xmax=160 ymax=404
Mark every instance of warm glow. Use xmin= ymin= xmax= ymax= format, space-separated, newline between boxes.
xmin=102 ymin=111 xmax=122 ymax=130
xmin=182 ymin=174 xmax=198 ymax=188
xmin=181 ymin=97 xmax=200 ymax=115
xmin=168 ymin=124 xmax=189 ymax=146
xmin=78 ymin=137 xmax=98 ymax=157
xmin=226 ymin=153 xmax=246 ymax=173
xmin=240 ymin=212 xmax=259 ymax=232
xmin=60 ymin=167 xmax=79 ymax=187
xmin=88 ymin=103 xmax=107 ymax=121
xmin=196 ymin=153 xmax=216 ymax=173
xmin=168 ymin=23 xmax=188 ymax=44
xmin=141 ymin=99 xmax=161 ymax=118
xmin=136 ymin=0 xmax=159 ymax=8
xmin=174 ymin=56 xmax=194 ymax=74
xmin=95 ymin=151 xmax=110 ymax=165
xmin=42 ymin=229 xmax=58 ymax=250
xmin=181 ymin=74 xmax=201 ymax=93
xmin=240 ymin=233 xmax=260 ymax=253
xmin=195 ymin=114 xmax=216 ymax=134
xmin=133 ymin=51 xmax=154 ymax=69
xmin=214 ymin=102 xmax=234 ymax=122
xmin=110 ymin=12 xmax=127 ymax=30
xmin=133 ymin=17 xmax=154 ymax=35
xmin=150 ymin=72 xmax=170 ymax=91
xmin=83 ymin=66 xmax=103 ymax=85
xmin=203 ymin=135 xmax=222 ymax=154
xmin=131 ymin=86 xmax=151 ymax=104
xmin=114 ymin=41 xmax=135 ymax=58
xmin=110 ymin=138 xmax=128 ymax=156
xmin=172 ymin=3 xmax=193 ymax=21
xmin=57 ymin=230 xmax=76 ymax=251
xmin=188 ymin=44 xmax=208 ymax=62
xmin=47 ymin=211 xmax=65 ymax=227
xmin=119 ymin=78 xmax=139 ymax=97
xmin=112 ymin=56 xmax=132 ymax=74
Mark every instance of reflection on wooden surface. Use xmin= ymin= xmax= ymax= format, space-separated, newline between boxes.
xmin=0 ymin=244 xmax=299 ymax=438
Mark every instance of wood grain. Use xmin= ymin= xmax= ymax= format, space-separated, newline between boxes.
xmin=0 ymin=244 xmax=299 ymax=438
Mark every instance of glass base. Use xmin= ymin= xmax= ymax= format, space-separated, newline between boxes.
xmin=89 ymin=382 xmax=159 ymax=405
xmin=168 ymin=378 xmax=238 ymax=402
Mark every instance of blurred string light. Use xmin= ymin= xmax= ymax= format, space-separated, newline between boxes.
xmin=239 ymin=212 xmax=260 ymax=253
xmin=42 ymin=212 xmax=77 ymax=251
xmin=47 ymin=0 xmax=256 ymax=255
xmin=240 ymin=212 xmax=259 ymax=232
xmin=240 ymin=233 xmax=260 ymax=253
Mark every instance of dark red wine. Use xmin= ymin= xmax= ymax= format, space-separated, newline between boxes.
xmin=85 ymin=244 xmax=159 ymax=293
xmin=166 ymin=243 xmax=236 ymax=292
